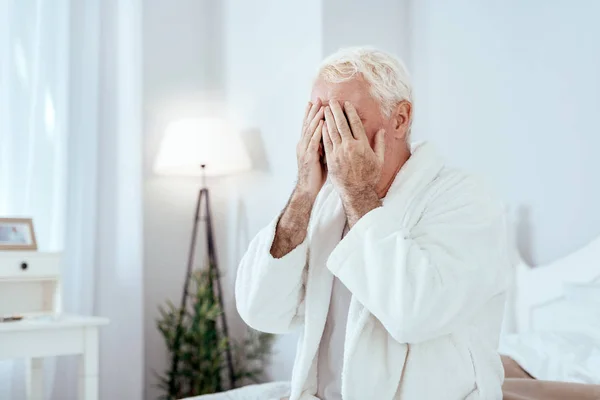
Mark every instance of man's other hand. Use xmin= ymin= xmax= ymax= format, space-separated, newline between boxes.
xmin=323 ymin=100 xmax=385 ymax=199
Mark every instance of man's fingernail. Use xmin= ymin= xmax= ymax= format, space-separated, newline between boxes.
xmin=344 ymin=101 xmax=351 ymax=107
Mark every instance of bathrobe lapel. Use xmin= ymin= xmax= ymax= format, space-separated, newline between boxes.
xmin=290 ymin=189 xmax=347 ymax=400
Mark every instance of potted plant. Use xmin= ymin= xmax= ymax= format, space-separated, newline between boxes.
xmin=156 ymin=267 xmax=274 ymax=399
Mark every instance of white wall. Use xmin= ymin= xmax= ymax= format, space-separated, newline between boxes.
xmin=410 ymin=0 xmax=600 ymax=264
xmin=322 ymin=0 xmax=410 ymax=62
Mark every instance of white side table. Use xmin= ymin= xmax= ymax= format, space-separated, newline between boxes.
xmin=0 ymin=251 xmax=109 ymax=400
xmin=0 ymin=315 xmax=109 ymax=400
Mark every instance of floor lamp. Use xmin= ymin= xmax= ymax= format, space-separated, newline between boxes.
xmin=154 ymin=117 xmax=252 ymax=393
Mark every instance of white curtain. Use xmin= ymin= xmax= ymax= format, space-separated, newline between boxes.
xmin=0 ymin=0 xmax=144 ymax=399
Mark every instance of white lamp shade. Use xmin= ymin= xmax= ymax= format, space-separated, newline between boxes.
xmin=154 ymin=118 xmax=252 ymax=177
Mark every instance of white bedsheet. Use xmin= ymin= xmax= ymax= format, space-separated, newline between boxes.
xmin=184 ymin=382 xmax=291 ymax=400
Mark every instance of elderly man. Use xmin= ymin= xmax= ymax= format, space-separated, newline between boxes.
xmin=236 ymin=47 xmax=510 ymax=400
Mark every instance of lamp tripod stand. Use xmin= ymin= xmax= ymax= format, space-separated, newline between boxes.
xmin=169 ymin=165 xmax=235 ymax=394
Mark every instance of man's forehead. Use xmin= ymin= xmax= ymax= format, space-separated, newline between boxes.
xmin=310 ymin=77 xmax=371 ymax=105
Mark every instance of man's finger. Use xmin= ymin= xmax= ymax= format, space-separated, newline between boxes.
xmin=375 ymin=129 xmax=386 ymax=164
xmin=308 ymin=120 xmax=324 ymax=152
xmin=329 ymin=100 xmax=353 ymax=140
xmin=303 ymin=101 xmax=312 ymax=121
xmin=305 ymin=98 xmax=322 ymax=128
xmin=301 ymin=107 xmax=325 ymax=151
xmin=324 ymin=106 xmax=341 ymax=145
xmin=323 ymin=124 xmax=333 ymax=155
xmin=344 ymin=102 xmax=366 ymax=141
xmin=302 ymin=102 xmax=318 ymax=134
xmin=307 ymin=107 xmax=324 ymax=136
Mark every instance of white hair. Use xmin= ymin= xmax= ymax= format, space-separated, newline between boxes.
xmin=317 ymin=47 xmax=413 ymax=120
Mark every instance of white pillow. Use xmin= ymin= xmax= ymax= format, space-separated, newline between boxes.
xmin=499 ymin=331 xmax=600 ymax=384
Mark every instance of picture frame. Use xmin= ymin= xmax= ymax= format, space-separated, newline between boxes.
xmin=0 ymin=218 xmax=38 ymax=251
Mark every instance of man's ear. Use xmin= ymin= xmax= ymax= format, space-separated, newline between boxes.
xmin=392 ymin=100 xmax=412 ymax=139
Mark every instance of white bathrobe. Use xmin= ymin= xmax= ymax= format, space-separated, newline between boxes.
xmin=236 ymin=142 xmax=510 ymax=400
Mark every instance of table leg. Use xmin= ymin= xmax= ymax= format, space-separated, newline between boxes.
xmin=78 ymin=328 xmax=99 ymax=400
xmin=25 ymin=358 xmax=44 ymax=400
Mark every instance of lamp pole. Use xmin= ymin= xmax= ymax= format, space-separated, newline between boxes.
xmin=170 ymin=164 xmax=236 ymax=394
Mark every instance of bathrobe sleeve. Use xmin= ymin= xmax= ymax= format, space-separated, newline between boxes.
xmin=235 ymin=216 xmax=308 ymax=334
xmin=327 ymin=175 xmax=509 ymax=344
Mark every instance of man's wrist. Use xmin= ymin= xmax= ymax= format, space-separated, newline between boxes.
xmin=341 ymin=186 xmax=381 ymax=228
xmin=279 ymin=187 xmax=316 ymax=229
xmin=291 ymin=185 xmax=318 ymax=209
xmin=271 ymin=188 xmax=316 ymax=259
